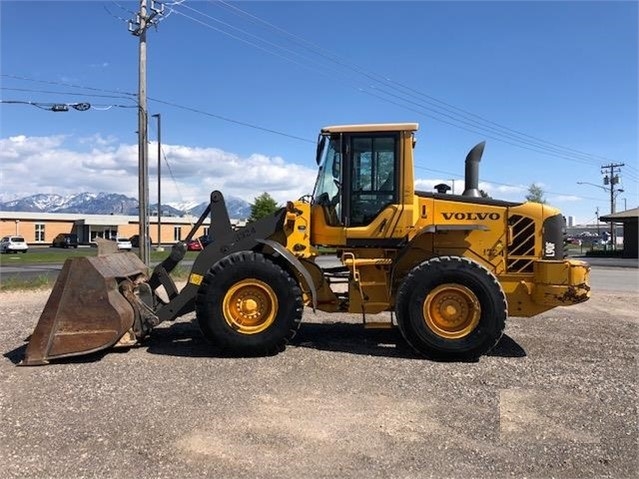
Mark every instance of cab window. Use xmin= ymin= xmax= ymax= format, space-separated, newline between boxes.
xmin=312 ymin=136 xmax=343 ymax=226
xmin=349 ymin=135 xmax=397 ymax=226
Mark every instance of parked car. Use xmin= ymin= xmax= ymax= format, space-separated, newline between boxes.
xmin=128 ymin=235 xmax=153 ymax=248
xmin=187 ymin=235 xmax=212 ymax=251
xmin=565 ymin=236 xmax=582 ymax=246
xmin=0 ymin=235 xmax=28 ymax=254
xmin=116 ymin=237 xmax=133 ymax=251
xmin=52 ymin=233 xmax=79 ymax=249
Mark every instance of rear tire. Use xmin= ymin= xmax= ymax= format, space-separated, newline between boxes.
xmin=196 ymin=251 xmax=303 ymax=355
xmin=395 ymin=256 xmax=506 ymax=361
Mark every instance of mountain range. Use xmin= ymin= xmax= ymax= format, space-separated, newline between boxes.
xmin=0 ymin=193 xmax=252 ymax=219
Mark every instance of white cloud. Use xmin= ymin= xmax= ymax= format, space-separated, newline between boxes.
xmin=548 ymin=194 xmax=582 ymax=203
xmin=414 ymin=177 xmax=527 ymax=200
xmin=0 ymin=134 xmax=317 ymax=206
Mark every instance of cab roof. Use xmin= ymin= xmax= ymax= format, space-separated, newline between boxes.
xmin=321 ymin=123 xmax=419 ymax=134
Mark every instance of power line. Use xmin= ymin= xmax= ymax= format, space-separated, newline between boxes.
xmin=6 ymin=54 xmax=635 ymax=175
xmin=414 ymin=165 xmax=607 ymax=202
xmin=1 ymin=74 xmax=137 ymax=99
xmin=2 ymin=73 xmax=632 ymax=198
xmin=173 ymin=4 xmax=607 ymax=166
xmin=1 ymin=86 xmax=137 ymax=102
xmin=212 ymin=2 xmax=635 ymax=184
xmin=203 ymin=0 xmax=622 ymax=168
xmin=148 ymin=96 xmax=315 ymax=144
xmin=1 ymin=74 xmax=314 ymax=144
xmin=3 ymin=3 xmax=633 ymax=178
xmin=1 ymin=96 xmax=138 ymax=111
xmin=213 ymin=0 xmax=633 ymax=170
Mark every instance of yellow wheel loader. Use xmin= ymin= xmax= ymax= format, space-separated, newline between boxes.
xmin=21 ymin=123 xmax=590 ymax=365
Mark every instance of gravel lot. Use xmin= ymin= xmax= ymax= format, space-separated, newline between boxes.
xmin=1 ymin=287 xmax=637 ymax=479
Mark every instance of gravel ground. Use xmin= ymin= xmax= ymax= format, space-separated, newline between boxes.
xmin=0 ymin=287 xmax=637 ymax=479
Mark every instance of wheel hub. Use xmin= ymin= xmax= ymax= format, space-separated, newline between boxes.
xmin=423 ymin=284 xmax=480 ymax=339
xmin=223 ymin=279 xmax=278 ymax=334
xmin=239 ymin=298 xmax=258 ymax=315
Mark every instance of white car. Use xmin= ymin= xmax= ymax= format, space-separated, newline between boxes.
xmin=0 ymin=235 xmax=28 ymax=254
xmin=116 ymin=237 xmax=132 ymax=251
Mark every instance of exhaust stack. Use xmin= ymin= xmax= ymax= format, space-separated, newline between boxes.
xmin=463 ymin=141 xmax=485 ymax=197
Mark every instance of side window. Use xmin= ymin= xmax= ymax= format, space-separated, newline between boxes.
xmin=173 ymin=226 xmax=182 ymax=242
xmin=35 ymin=223 xmax=45 ymax=242
xmin=312 ymin=136 xmax=343 ymax=226
xmin=349 ymin=135 xmax=397 ymax=226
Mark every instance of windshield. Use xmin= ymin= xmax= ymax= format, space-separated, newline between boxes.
xmin=311 ymin=135 xmax=342 ymax=225
xmin=312 ymin=135 xmax=341 ymax=204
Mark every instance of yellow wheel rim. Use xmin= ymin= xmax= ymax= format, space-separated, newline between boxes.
xmin=423 ymin=284 xmax=481 ymax=339
xmin=222 ymin=279 xmax=278 ymax=334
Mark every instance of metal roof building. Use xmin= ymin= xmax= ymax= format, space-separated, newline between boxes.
xmin=599 ymin=208 xmax=638 ymax=258
xmin=0 ymin=211 xmax=244 ymax=246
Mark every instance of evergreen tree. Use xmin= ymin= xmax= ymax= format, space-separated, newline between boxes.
xmin=248 ymin=192 xmax=279 ymax=222
xmin=525 ymin=183 xmax=546 ymax=204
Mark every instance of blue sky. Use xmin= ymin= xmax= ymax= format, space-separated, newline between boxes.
xmin=1 ymin=0 xmax=637 ymax=223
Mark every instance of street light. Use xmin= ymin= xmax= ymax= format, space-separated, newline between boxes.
xmin=577 ymin=181 xmax=606 ymax=191
xmin=152 ymin=113 xmax=163 ymax=252
xmin=1 ymin=100 xmax=92 ymax=112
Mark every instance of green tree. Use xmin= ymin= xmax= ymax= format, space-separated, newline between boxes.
xmin=248 ymin=192 xmax=279 ymax=222
xmin=525 ymin=183 xmax=546 ymax=204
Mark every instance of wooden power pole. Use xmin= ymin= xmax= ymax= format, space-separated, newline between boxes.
xmin=129 ymin=0 xmax=163 ymax=266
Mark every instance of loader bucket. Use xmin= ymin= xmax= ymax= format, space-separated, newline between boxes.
xmin=21 ymin=253 xmax=148 ymax=366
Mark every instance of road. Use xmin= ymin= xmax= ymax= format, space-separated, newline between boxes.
xmin=1 ymin=253 xmax=637 ymax=292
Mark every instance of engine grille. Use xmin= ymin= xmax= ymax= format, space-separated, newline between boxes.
xmin=507 ymin=214 xmax=536 ymax=273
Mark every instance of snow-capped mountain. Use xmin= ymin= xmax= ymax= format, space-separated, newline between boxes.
xmin=0 ymin=193 xmax=72 ymax=212
xmin=0 ymin=192 xmax=252 ymax=219
xmin=187 ymin=197 xmax=252 ymax=219
xmin=166 ymin=201 xmax=201 ymax=213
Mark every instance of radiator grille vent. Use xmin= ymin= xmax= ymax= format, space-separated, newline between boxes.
xmin=507 ymin=215 xmax=535 ymax=273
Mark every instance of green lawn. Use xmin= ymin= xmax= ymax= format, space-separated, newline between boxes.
xmin=0 ymin=243 xmax=603 ymax=267
xmin=0 ymin=248 xmax=196 ymax=291
xmin=0 ymin=248 xmax=200 ymax=266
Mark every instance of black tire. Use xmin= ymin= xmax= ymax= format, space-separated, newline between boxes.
xmin=395 ymin=256 xmax=507 ymax=361
xmin=196 ymin=251 xmax=303 ymax=356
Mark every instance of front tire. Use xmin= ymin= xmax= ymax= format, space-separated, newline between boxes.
xmin=196 ymin=251 xmax=303 ymax=355
xmin=395 ymin=256 xmax=507 ymax=361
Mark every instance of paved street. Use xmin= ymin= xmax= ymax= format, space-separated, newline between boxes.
xmin=2 ymin=254 xmax=637 ymax=293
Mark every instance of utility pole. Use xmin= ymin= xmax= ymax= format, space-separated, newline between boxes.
xmin=601 ymin=162 xmax=624 ymax=249
xmin=129 ymin=0 xmax=163 ymax=266
xmin=152 ymin=113 xmax=163 ymax=252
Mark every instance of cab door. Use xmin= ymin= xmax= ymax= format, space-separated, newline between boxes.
xmin=342 ymin=133 xmax=406 ymax=245
xmin=346 ymin=134 xmax=398 ymax=227
xmin=311 ymin=130 xmax=407 ymax=247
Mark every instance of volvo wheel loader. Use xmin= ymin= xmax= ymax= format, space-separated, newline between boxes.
xmin=21 ymin=123 xmax=591 ymax=365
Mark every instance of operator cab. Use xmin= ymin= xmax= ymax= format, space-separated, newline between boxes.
xmin=313 ymin=124 xmax=417 ymax=227
xmin=311 ymin=123 xmax=418 ymax=246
